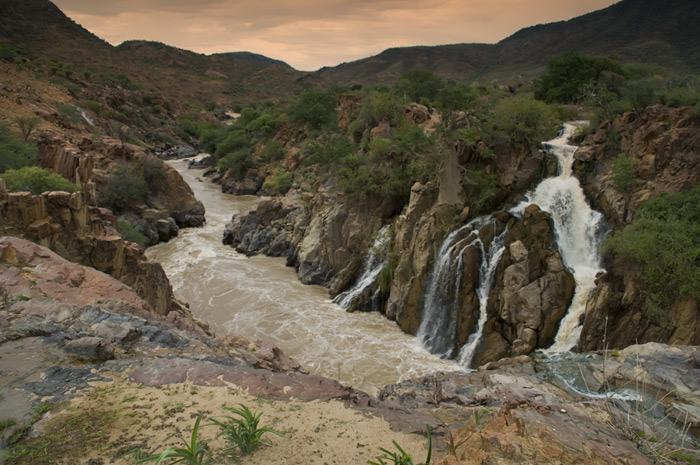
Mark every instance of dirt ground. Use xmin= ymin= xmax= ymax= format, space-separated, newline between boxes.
xmin=35 ymin=376 xmax=433 ymax=465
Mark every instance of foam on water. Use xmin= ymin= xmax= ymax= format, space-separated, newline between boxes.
xmin=147 ymin=157 xmax=459 ymax=394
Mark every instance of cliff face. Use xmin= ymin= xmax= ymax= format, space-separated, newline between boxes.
xmin=37 ymin=134 xmax=205 ymax=245
xmin=576 ymin=106 xmax=700 ymax=351
xmin=0 ymin=186 xmax=177 ymax=315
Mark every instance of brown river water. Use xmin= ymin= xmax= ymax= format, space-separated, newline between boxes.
xmin=146 ymin=158 xmax=459 ymax=394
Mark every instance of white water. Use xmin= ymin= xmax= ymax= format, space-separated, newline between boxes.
xmin=146 ymin=158 xmax=459 ymax=395
xmin=417 ymin=216 xmax=507 ymax=366
xmin=513 ymin=122 xmax=607 ymax=351
xmin=333 ymin=225 xmax=390 ymax=310
xmin=457 ymin=226 xmax=507 ymax=367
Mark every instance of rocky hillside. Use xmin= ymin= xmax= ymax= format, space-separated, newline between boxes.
xmin=0 ymin=0 xmax=306 ymax=104
xmin=317 ymin=0 xmax=700 ymax=85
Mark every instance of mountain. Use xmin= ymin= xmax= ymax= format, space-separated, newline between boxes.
xmin=316 ymin=0 xmax=700 ymax=86
xmin=0 ymin=0 xmax=305 ymax=103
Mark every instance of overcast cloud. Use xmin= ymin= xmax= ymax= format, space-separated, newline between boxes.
xmin=52 ymin=0 xmax=618 ymax=71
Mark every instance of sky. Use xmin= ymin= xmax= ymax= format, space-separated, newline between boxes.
xmin=52 ymin=0 xmax=619 ymax=71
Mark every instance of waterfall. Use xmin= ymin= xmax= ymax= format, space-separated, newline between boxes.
xmin=513 ymin=122 xmax=608 ymax=352
xmin=417 ymin=216 xmax=506 ymax=363
xmin=333 ymin=226 xmax=390 ymax=310
xmin=457 ymin=227 xmax=507 ymax=367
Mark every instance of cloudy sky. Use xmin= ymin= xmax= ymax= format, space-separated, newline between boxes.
xmin=52 ymin=0 xmax=618 ymax=71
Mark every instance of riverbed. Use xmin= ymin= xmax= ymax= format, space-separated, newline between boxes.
xmin=146 ymin=158 xmax=459 ymax=394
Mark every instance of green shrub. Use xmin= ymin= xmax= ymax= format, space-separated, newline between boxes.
xmin=604 ymin=186 xmax=700 ymax=321
xmin=394 ymin=69 xmax=443 ymax=103
xmin=0 ymin=124 xmax=37 ymax=172
xmin=490 ymin=95 xmax=559 ymax=148
xmin=263 ymin=170 xmax=294 ymax=195
xmin=611 ymin=153 xmax=635 ymax=193
xmin=218 ymin=148 xmax=254 ymax=176
xmin=534 ymin=52 xmax=624 ymax=104
xmin=304 ymin=134 xmax=354 ymax=166
xmin=57 ymin=104 xmax=81 ymax=124
xmin=0 ymin=166 xmax=79 ymax=194
xmin=288 ymin=89 xmax=337 ymax=130
xmin=259 ymin=140 xmax=285 ymax=163
xmin=118 ymin=221 xmax=147 ymax=247
xmin=463 ymin=169 xmax=498 ymax=212
xmin=99 ymin=165 xmax=148 ymax=212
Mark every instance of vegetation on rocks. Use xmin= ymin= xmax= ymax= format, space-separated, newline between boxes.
xmin=0 ymin=124 xmax=37 ymax=173
xmin=604 ymin=186 xmax=700 ymax=320
xmin=0 ymin=166 xmax=79 ymax=194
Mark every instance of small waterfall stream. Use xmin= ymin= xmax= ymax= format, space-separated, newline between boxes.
xmin=417 ymin=216 xmax=507 ymax=363
xmin=513 ymin=122 xmax=608 ymax=351
xmin=333 ymin=226 xmax=390 ymax=310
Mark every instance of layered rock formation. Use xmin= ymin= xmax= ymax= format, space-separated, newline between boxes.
xmin=575 ymin=106 xmax=700 ymax=351
xmin=0 ymin=186 xmax=176 ymax=315
xmin=37 ymin=134 xmax=205 ymax=244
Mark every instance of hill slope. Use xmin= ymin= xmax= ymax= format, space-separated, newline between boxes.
xmin=0 ymin=0 xmax=305 ymax=103
xmin=317 ymin=0 xmax=700 ymax=86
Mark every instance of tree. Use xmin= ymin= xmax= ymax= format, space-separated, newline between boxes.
xmin=288 ymin=89 xmax=337 ymax=130
xmin=14 ymin=116 xmax=41 ymax=141
xmin=0 ymin=123 xmax=37 ymax=173
xmin=0 ymin=166 xmax=79 ymax=194
xmin=394 ymin=69 xmax=443 ymax=103
xmin=534 ymin=52 xmax=624 ymax=104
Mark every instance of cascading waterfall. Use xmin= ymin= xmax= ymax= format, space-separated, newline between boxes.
xmin=333 ymin=226 xmax=390 ymax=310
xmin=457 ymin=227 xmax=507 ymax=367
xmin=512 ymin=122 xmax=608 ymax=351
xmin=417 ymin=216 xmax=507 ymax=363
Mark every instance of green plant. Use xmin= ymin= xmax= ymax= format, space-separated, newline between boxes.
xmin=118 ymin=221 xmax=148 ymax=247
xmin=207 ymin=404 xmax=283 ymax=455
xmin=611 ymin=153 xmax=635 ymax=193
xmin=263 ymin=170 xmax=294 ymax=195
xmin=0 ymin=166 xmax=79 ymax=194
xmin=138 ymin=414 xmax=208 ymax=465
xmin=13 ymin=116 xmax=41 ymax=141
xmin=368 ymin=425 xmax=432 ymax=465
xmin=0 ymin=123 xmax=37 ymax=172
xmin=99 ymin=164 xmax=148 ymax=212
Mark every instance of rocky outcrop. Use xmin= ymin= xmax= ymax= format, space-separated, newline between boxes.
xmin=382 ymin=344 xmax=699 ymax=465
xmin=575 ymin=106 xmax=700 ymax=351
xmin=37 ymin=134 xmax=205 ymax=243
xmin=575 ymin=105 xmax=700 ymax=228
xmin=473 ymin=205 xmax=575 ymax=365
xmin=0 ymin=188 xmax=177 ymax=315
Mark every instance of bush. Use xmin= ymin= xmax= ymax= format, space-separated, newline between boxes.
xmin=259 ymin=140 xmax=285 ymax=163
xmin=118 ymin=221 xmax=147 ymax=247
xmin=611 ymin=153 xmax=635 ymax=193
xmin=534 ymin=52 xmax=624 ymax=104
xmin=99 ymin=165 xmax=148 ymax=212
xmin=288 ymin=89 xmax=337 ymax=130
xmin=604 ymin=186 xmax=700 ymax=320
xmin=0 ymin=166 xmax=79 ymax=194
xmin=0 ymin=124 xmax=37 ymax=172
xmin=263 ymin=169 xmax=294 ymax=195
xmin=304 ymin=134 xmax=354 ymax=166
xmin=490 ymin=95 xmax=559 ymax=148
xmin=394 ymin=69 xmax=443 ymax=103
xmin=463 ymin=169 xmax=498 ymax=212
xmin=218 ymin=148 xmax=254 ymax=176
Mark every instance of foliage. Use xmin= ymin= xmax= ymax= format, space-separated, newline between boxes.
xmin=206 ymin=404 xmax=283 ymax=456
xmin=463 ymin=169 xmax=498 ymax=212
xmin=118 ymin=220 xmax=148 ymax=247
xmin=259 ymin=140 xmax=286 ymax=163
xmin=604 ymin=186 xmax=700 ymax=320
xmin=99 ymin=164 xmax=149 ymax=212
xmin=534 ymin=52 xmax=624 ymax=104
xmin=288 ymin=89 xmax=338 ymax=130
xmin=13 ymin=116 xmax=41 ymax=141
xmin=217 ymin=148 xmax=254 ymax=176
xmin=368 ymin=425 xmax=432 ymax=465
xmin=0 ymin=167 xmax=79 ymax=194
xmin=138 ymin=414 xmax=208 ymax=465
xmin=395 ymin=69 xmax=443 ymax=103
xmin=263 ymin=169 xmax=294 ymax=195
xmin=0 ymin=124 xmax=37 ymax=173
xmin=490 ymin=95 xmax=559 ymax=148
xmin=611 ymin=153 xmax=635 ymax=193
xmin=304 ymin=134 xmax=354 ymax=166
